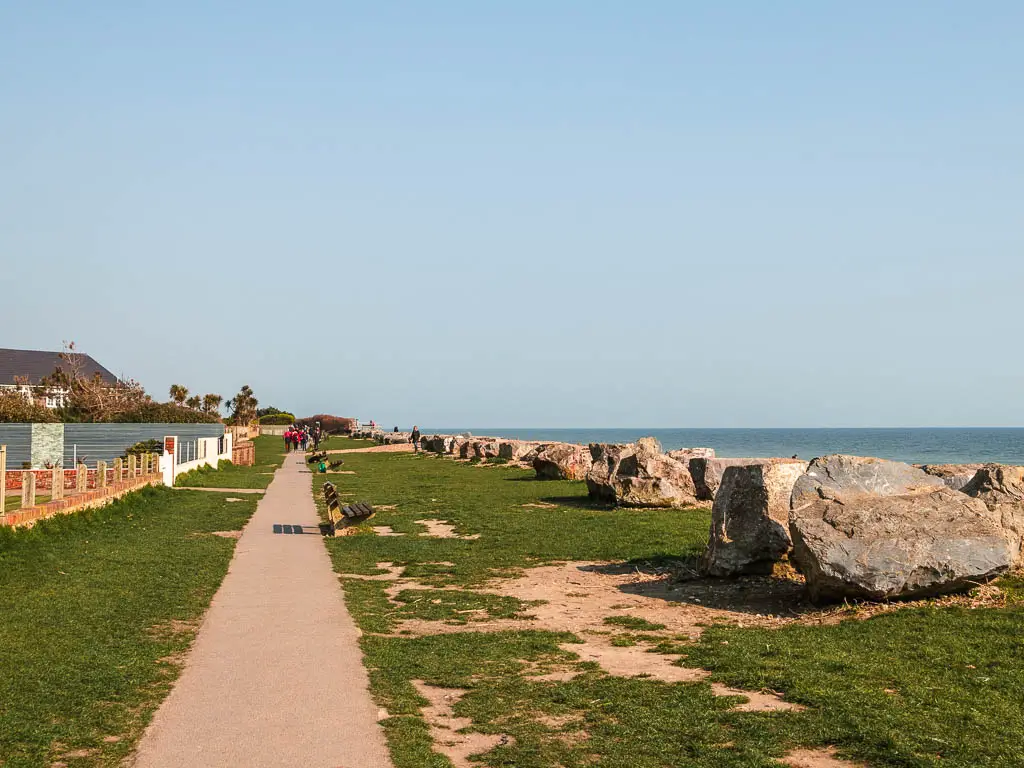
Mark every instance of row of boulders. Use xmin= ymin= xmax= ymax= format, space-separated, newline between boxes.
xmin=701 ymin=454 xmax=1024 ymax=602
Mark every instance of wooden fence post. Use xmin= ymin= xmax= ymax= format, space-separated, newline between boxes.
xmin=113 ymin=458 xmax=123 ymax=483
xmin=76 ymin=463 xmax=87 ymax=494
xmin=128 ymin=454 xmax=137 ymax=478
xmin=21 ymin=472 xmax=36 ymax=509
xmin=0 ymin=445 xmax=6 ymax=514
xmin=97 ymin=460 xmax=108 ymax=489
xmin=51 ymin=465 xmax=64 ymax=500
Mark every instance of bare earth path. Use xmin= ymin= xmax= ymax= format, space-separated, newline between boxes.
xmin=132 ymin=454 xmax=392 ymax=768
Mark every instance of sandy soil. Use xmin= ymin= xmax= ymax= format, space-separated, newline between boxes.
xmin=783 ymin=747 xmax=864 ymax=767
xmin=414 ymin=519 xmax=481 ymax=540
xmin=412 ymin=681 xmax=508 ymax=768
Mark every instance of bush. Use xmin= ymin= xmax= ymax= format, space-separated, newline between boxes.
xmin=258 ymin=413 xmax=295 ymax=425
xmin=108 ymin=402 xmax=222 ymax=424
xmin=296 ymin=414 xmax=355 ymax=434
xmin=0 ymin=390 xmax=59 ymax=423
xmin=123 ymin=439 xmax=164 ymax=458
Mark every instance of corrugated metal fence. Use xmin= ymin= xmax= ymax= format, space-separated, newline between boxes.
xmin=0 ymin=423 xmax=225 ymax=468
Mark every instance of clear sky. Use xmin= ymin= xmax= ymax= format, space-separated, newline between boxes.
xmin=2 ymin=2 xmax=1021 ymax=427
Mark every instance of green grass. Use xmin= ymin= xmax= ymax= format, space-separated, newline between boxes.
xmin=4 ymin=494 xmax=52 ymax=512
xmin=603 ymin=615 xmax=667 ymax=631
xmin=323 ymin=449 xmax=1024 ymax=768
xmin=320 ymin=435 xmax=378 ymax=451
xmin=0 ymin=486 xmax=258 ymax=767
xmin=174 ymin=435 xmax=286 ymax=489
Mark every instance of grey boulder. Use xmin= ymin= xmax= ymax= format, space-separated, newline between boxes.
xmin=533 ymin=443 xmax=592 ymax=481
xmin=702 ymin=460 xmax=808 ymax=576
xmin=586 ymin=438 xmax=700 ymax=508
xmin=961 ymin=464 xmax=1024 ymax=561
xmin=790 ymin=455 xmax=1014 ymax=602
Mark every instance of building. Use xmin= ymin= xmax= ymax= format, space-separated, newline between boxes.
xmin=0 ymin=348 xmax=118 ymax=408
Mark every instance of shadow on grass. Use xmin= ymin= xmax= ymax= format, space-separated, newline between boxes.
xmin=581 ymin=559 xmax=816 ymax=618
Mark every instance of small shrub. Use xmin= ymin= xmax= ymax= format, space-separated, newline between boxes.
xmin=258 ymin=413 xmax=295 ymax=425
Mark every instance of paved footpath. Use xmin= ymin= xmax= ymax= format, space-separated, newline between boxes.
xmin=133 ymin=455 xmax=393 ymax=768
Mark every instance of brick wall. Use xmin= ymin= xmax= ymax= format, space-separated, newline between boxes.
xmin=4 ymin=467 xmax=157 ymax=491
xmin=232 ymin=441 xmax=255 ymax=466
xmin=0 ymin=474 xmax=164 ymax=528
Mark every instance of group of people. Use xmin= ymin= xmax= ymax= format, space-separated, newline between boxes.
xmin=283 ymin=424 xmax=322 ymax=452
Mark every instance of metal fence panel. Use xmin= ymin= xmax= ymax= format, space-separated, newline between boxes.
xmin=63 ymin=423 xmax=225 ymax=465
xmin=0 ymin=424 xmax=33 ymax=468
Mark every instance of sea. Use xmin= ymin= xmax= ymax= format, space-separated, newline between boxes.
xmin=427 ymin=428 xmax=1024 ymax=466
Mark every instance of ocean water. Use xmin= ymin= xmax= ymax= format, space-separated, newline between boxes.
xmin=429 ymin=428 xmax=1024 ymax=466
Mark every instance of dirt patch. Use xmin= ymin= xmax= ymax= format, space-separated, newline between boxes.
xmin=372 ymin=526 xmax=405 ymax=537
xmin=521 ymin=502 xmax=556 ymax=509
xmin=325 ymin=444 xmax=414 ymax=455
xmin=783 ymin=747 xmax=864 ymax=767
xmin=412 ymin=681 xmax=509 ymax=767
xmin=328 ymin=471 xmax=357 ymax=475
xmin=415 ymin=519 xmax=481 ymax=540
xmin=147 ymin=619 xmax=199 ymax=640
xmin=225 ymin=498 xmax=243 ymax=503
xmin=210 ymin=530 xmax=243 ymax=539
xmin=376 ymin=505 xmax=398 ymax=511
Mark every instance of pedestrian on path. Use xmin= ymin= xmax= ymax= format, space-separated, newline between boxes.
xmin=411 ymin=425 xmax=421 ymax=452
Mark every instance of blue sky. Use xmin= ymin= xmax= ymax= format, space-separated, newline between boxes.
xmin=2 ymin=2 xmax=1021 ymax=427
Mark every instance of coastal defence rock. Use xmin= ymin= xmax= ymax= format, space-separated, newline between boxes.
xmin=701 ymin=460 xmax=808 ymax=576
xmin=533 ymin=443 xmax=592 ymax=481
xmin=586 ymin=438 xmax=700 ymax=508
xmin=498 ymin=440 xmax=542 ymax=461
xmin=689 ymin=457 xmax=786 ymax=501
xmin=789 ymin=455 xmax=1013 ymax=602
xmin=473 ymin=440 xmax=502 ymax=459
xmin=918 ymin=464 xmax=985 ymax=492
xmin=961 ymin=465 xmax=1024 ymax=561
xmin=667 ymin=447 xmax=715 ymax=463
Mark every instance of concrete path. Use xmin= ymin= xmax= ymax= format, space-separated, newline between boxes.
xmin=133 ymin=455 xmax=393 ymax=768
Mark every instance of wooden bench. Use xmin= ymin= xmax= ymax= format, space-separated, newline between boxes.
xmin=307 ymin=451 xmax=328 ymax=464
xmin=322 ymin=482 xmax=374 ymax=535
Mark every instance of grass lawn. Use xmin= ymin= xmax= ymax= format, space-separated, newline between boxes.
xmin=0 ymin=486 xmax=258 ymax=768
xmin=174 ymin=435 xmax=286 ymax=489
xmin=321 ymin=450 xmax=1024 ymax=768
xmin=4 ymin=494 xmax=52 ymax=513
xmin=320 ymin=435 xmax=379 ymax=451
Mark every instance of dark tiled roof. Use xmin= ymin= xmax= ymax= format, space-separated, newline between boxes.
xmin=0 ymin=348 xmax=119 ymax=386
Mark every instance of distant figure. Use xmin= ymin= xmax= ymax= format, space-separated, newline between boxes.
xmin=411 ymin=425 xmax=421 ymax=452
xmin=394 ymin=426 xmax=399 ymax=432
xmin=283 ymin=429 xmax=292 ymax=452
xmin=792 ymin=454 xmax=799 ymax=459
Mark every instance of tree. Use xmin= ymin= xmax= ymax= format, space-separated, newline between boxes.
xmin=202 ymin=393 xmax=223 ymax=415
xmin=256 ymin=406 xmax=285 ymax=418
xmin=226 ymin=385 xmax=258 ymax=425
xmin=41 ymin=342 xmax=149 ymax=423
xmin=185 ymin=395 xmax=202 ymax=410
xmin=169 ymin=384 xmax=189 ymax=406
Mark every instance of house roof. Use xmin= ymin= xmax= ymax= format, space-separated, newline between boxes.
xmin=0 ymin=348 xmax=119 ymax=387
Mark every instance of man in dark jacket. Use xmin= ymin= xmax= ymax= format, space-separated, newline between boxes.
xmin=411 ymin=426 xmax=421 ymax=452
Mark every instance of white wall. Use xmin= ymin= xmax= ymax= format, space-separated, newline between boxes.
xmin=167 ymin=434 xmax=233 ymax=483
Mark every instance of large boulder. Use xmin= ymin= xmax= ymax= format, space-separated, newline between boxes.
xmin=702 ymin=460 xmax=808 ymax=576
xmin=498 ymin=440 xmax=541 ymax=461
xmin=689 ymin=457 xmax=788 ymax=501
xmin=789 ymin=455 xmax=1014 ymax=602
xmin=473 ymin=440 xmax=502 ymax=459
xmin=961 ymin=465 xmax=1024 ymax=560
xmin=667 ymin=447 xmax=716 ymax=463
xmin=533 ymin=443 xmax=592 ymax=481
xmin=586 ymin=438 xmax=700 ymax=508
xmin=918 ymin=464 xmax=985 ymax=492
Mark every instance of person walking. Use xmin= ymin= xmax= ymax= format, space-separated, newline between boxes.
xmin=283 ymin=429 xmax=291 ymax=452
xmin=411 ymin=425 xmax=421 ymax=453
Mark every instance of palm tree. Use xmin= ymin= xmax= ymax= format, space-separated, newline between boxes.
xmin=202 ymin=393 xmax=223 ymax=415
xmin=185 ymin=395 xmax=202 ymax=410
xmin=168 ymin=384 xmax=189 ymax=406
xmin=227 ymin=385 xmax=258 ymax=424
